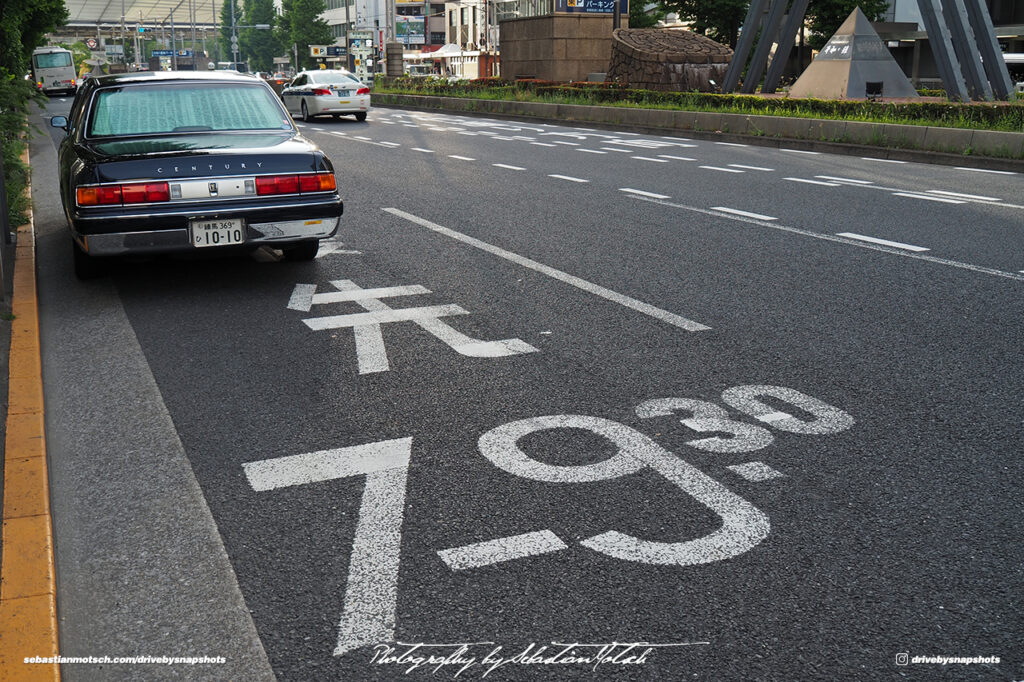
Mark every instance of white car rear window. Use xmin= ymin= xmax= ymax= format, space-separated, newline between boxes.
xmin=310 ymin=73 xmax=360 ymax=85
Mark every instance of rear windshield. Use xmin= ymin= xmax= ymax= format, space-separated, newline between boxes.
xmin=311 ymin=72 xmax=360 ymax=85
xmin=88 ymin=82 xmax=292 ymax=138
xmin=33 ymin=52 xmax=73 ymax=69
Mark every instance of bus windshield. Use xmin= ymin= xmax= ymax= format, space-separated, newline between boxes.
xmin=33 ymin=52 xmax=73 ymax=69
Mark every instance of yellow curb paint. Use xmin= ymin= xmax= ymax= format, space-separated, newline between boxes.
xmin=1 ymin=145 xmax=60 ymax=680
xmin=0 ymin=595 xmax=59 ymax=681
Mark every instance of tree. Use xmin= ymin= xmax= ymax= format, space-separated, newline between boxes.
xmin=278 ymin=0 xmax=333 ymax=70
xmin=0 ymin=0 xmax=69 ymax=74
xmin=805 ymin=0 xmax=888 ymax=50
xmin=220 ymin=0 xmax=243 ymax=64
xmin=660 ymin=0 xmax=749 ymax=48
xmin=241 ymin=0 xmax=281 ymax=72
xmin=629 ymin=0 xmax=668 ymax=28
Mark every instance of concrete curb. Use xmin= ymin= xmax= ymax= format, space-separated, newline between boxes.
xmin=0 ymin=148 xmax=60 ymax=681
xmin=370 ymin=93 xmax=1024 ymax=171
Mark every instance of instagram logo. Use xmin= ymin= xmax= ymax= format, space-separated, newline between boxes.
xmin=896 ymin=653 xmax=910 ymax=666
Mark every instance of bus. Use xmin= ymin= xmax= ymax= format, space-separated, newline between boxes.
xmin=32 ymin=46 xmax=77 ymax=96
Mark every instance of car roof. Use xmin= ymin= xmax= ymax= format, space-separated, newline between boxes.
xmin=88 ymin=71 xmax=261 ymax=87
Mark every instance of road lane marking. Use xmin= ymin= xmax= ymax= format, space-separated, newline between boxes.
xmin=383 ymin=208 xmax=711 ymax=331
xmin=785 ymin=177 xmax=840 ymax=186
xmin=835 ymin=233 xmax=930 ymax=251
xmin=531 ymin=142 xmax=556 ymax=147
xmin=379 ymin=121 xmax=395 ymax=124
xmin=601 ymin=147 xmax=632 ymax=152
xmin=715 ymin=142 xmax=748 ymax=147
xmin=628 ymin=193 xmax=1024 ymax=282
xmin=329 ymin=131 xmax=347 ymax=136
xmin=438 ymin=530 xmax=569 ymax=570
xmin=711 ymin=207 xmax=777 ymax=221
xmin=728 ymin=462 xmax=786 ymax=482
xmin=658 ymin=155 xmax=696 ymax=161
xmin=954 ymin=167 xmax=1016 ymax=175
xmin=448 ymin=155 xmax=475 ymax=161
xmin=354 ymin=136 xmax=371 ymax=141
xmin=861 ymin=157 xmax=907 ymax=163
xmin=927 ymin=190 xmax=1000 ymax=201
xmin=780 ymin=149 xmax=820 ymax=154
xmin=548 ymin=174 xmax=589 ymax=183
xmin=633 ymin=156 xmax=669 ymax=162
xmin=377 ymin=141 xmax=400 ymax=147
xmin=729 ymin=164 xmax=773 ymax=171
xmin=815 ymin=176 xmax=873 ymax=184
xmin=891 ymin=192 xmax=965 ymax=204
xmin=553 ymin=141 xmax=580 ymax=146
xmin=578 ymin=149 xmax=607 ymax=154
xmin=411 ymin=148 xmax=434 ymax=153
xmin=493 ymin=163 xmax=525 ymax=170
xmin=620 ymin=188 xmax=670 ymax=199
xmin=492 ymin=135 xmax=516 ymax=140
xmin=701 ymin=166 xmax=744 ymax=173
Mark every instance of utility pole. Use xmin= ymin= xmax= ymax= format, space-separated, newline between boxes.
xmin=231 ymin=0 xmax=239 ymax=68
xmin=345 ymin=0 xmax=352 ymax=72
xmin=190 ymin=0 xmax=197 ymax=64
xmin=213 ymin=0 xmax=220 ymax=64
xmin=121 ymin=0 xmax=126 ymax=68
xmin=171 ymin=14 xmax=178 ymax=70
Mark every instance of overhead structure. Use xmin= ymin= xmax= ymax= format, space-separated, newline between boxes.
xmin=721 ymin=0 xmax=1014 ymax=101
xmin=787 ymin=8 xmax=919 ymax=99
xmin=59 ymin=0 xmax=222 ymax=28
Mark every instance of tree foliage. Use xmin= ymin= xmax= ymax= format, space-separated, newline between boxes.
xmin=278 ymin=0 xmax=333 ymax=70
xmin=660 ymin=0 xmax=749 ymax=48
xmin=805 ymin=0 xmax=889 ymax=50
xmin=241 ymin=0 xmax=282 ymax=72
xmin=629 ymin=0 xmax=668 ymax=28
xmin=0 ymin=0 xmax=69 ymax=75
xmin=220 ymin=0 xmax=244 ymax=64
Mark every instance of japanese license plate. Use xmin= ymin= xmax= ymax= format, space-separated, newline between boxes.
xmin=190 ymin=218 xmax=245 ymax=248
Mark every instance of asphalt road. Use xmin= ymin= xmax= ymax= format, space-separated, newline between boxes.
xmin=30 ymin=97 xmax=1023 ymax=681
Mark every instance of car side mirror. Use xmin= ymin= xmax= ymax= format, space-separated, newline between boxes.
xmin=50 ymin=116 xmax=68 ymax=130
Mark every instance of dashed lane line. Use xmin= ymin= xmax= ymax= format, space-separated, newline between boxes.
xmin=633 ymin=156 xmax=669 ymax=163
xmin=785 ymin=177 xmax=840 ymax=186
xmin=780 ymin=149 xmax=821 ymax=155
xmin=710 ymin=207 xmax=777 ymax=221
xmin=861 ymin=157 xmax=907 ymax=163
xmin=411 ymin=148 xmax=434 ymax=153
xmin=815 ymin=176 xmax=873 ymax=184
xmin=658 ymin=155 xmax=696 ymax=161
xmin=578 ymin=149 xmax=607 ymax=154
xmin=619 ymin=188 xmax=670 ymax=199
xmin=493 ymin=163 xmax=525 ymax=170
xmin=548 ymin=174 xmax=589 ymax=183
xmin=836 ymin=233 xmax=930 ymax=251
xmin=729 ymin=164 xmax=774 ymax=171
xmin=891 ymin=192 xmax=965 ymax=204
xmin=448 ymin=155 xmax=476 ymax=161
xmin=383 ymin=208 xmax=711 ymax=332
xmin=701 ymin=166 xmax=744 ymax=173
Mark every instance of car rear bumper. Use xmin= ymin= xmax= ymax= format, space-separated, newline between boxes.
xmin=309 ymin=96 xmax=370 ymax=115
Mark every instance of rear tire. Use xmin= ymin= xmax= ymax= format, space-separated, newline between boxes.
xmin=301 ymin=101 xmax=311 ymax=122
xmin=355 ymin=112 xmax=367 ymax=122
xmin=72 ymin=239 xmax=105 ymax=279
xmin=282 ymin=240 xmax=319 ymax=261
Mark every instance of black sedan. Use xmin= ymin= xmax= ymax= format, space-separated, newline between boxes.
xmin=51 ymin=71 xmax=344 ymax=278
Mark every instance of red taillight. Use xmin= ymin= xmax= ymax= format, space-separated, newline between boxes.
xmin=298 ymin=175 xmax=320 ymax=192
xmin=255 ymin=175 xmax=300 ymax=195
xmin=77 ymin=185 xmax=122 ymax=206
xmin=312 ymin=88 xmax=331 ymax=95
xmin=356 ymin=87 xmax=370 ymax=95
xmin=121 ymin=182 xmax=170 ymax=204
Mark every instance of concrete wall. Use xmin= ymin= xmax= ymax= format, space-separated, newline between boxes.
xmin=499 ymin=14 xmax=625 ymax=81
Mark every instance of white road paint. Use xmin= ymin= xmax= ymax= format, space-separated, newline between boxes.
xmin=710 ymin=207 xmax=778 ymax=221
xmin=729 ymin=164 xmax=774 ymax=171
xmin=478 ymin=415 xmax=769 ymax=566
xmin=578 ymin=149 xmax=607 ymax=154
xmin=715 ymin=142 xmax=748 ymax=147
xmin=354 ymin=136 xmax=371 ymax=141
xmin=316 ymin=240 xmax=363 ymax=258
xmin=310 ymin=127 xmax=326 ymax=132
xmin=636 ymin=398 xmax=774 ymax=454
xmin=728 ymin=462 xmax=786 ymax=482
xmin=553 ymin=141 xmax=581 ymax=146
xmin=438 ymin=530 xmax=569 ymax=570
xmin=403 ymin=124 xmax=418 ymax=128
xmin=701 ymin=166 xmax=745 ymax=173
xmin=493 ymin=163 xmax=525 ymax=170
xmin=601 ymin=147 xmax=632 ymax=153
xmin=531 ymin=142 xmax=557 ymax=147
xmin=243 ymin=437 xmax=413 ymax=657
xmin=492 ymin=136 xmax=516 ymax=140
xmin=330 ymin=132 xmax=348 ymax=137
xmin=861 ymin=157 xmax=906 ymax=163
xmin=954 ymin=167 xmax=1016 ymax=175
xmin=377 ymin=141 xmax=401 ymax=147
xmin=379 ymin=121 xmax=395 ymax=125
xmin=304 ymin=305 xmax=469 ymax=330
xmin=310 ymin=285 xmax=432 ymax=306
xmin=448 ymin=155 xmax=476 ymax=161
xmin=411 ymin=148 xmax=434 ymax=153
xmin=721 ymin=386 xmax=855 ymax=435
xmin=835 ymin=232 xmax=930 ymax=251
xmin=619 ymin=188 xmax=670 ymax=199
xmin=458 ymin=131 xmax=478 ymax=136
xmin=926 ymin=190 xmax=1000 ymax=201
xmin=815 ymin=176 xmax=873 ymax=184
xmin=891 ymin=192 xmax=964 ymax=204
xmin=780 ymin=149 xmax=821 ymax=155
xmin=383 ymin=208 xmax=711 ymax=332
xmin=658 ymin=155 xmax=696 ymax=161
xmin=633 ymin=156 xmax=669 ymax=163
xmin=785 ymin=177 xmax=840 ymax=186
xmin=548 ymin=174 xmax=589 ymax=183
xmin=626 ymin=194 xmax=1024 ymax=282
xmin=287 ymin=284 xmax=316 ymax=311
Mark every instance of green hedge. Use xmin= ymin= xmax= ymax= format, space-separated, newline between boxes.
xmin=0 ymin=73 xmax=36 ymax=232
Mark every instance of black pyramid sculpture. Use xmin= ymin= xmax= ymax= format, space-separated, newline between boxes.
xmin=789 ymin=7 xmax=919 ymax=99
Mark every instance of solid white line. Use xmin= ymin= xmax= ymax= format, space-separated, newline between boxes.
xmin=861 ymin=157 xmax=907 ymax=163
xmin=701 ymin=166 xmax=744 ymax=173
xmin=892 ymin=192 xmax=965 ymax=204
xmin=815 ymin=176 xmax=873 ymax=184
xmin=531 ymin=142 xmax=556 ymax=147
xmin=619 ymin=188 xmax=670 ymax=199
xmin=835 ymin=232 xmax=930 ymax=251
xmin=710 ymin=207 xmax=777 ymax=221
xmin=548 ymin=174 xmax=589 ymax=183
xmin=411 ymin=148 xmax=434 ymax=153
xmin=658 ymin=155 xmax=696 ymax=161
xmin=438 ymin=530 xmax=569 ymax=570
xmin=785 ymin=177 xmax=840 ymax=186
xmin=448 ymin=155 xmax=475 ymax=161
xmin=627 ymin=195 xmax=1024 ymax=282
xmin=383 ymin=208 xmax=711 ymax=332
xmin=353 ymin=136 xmax=371 ymax=140
xmin=493 ymin=163 xmax=525 ymax=170
xmin=729 ymin=164 xmax=774 ymax=171
xmin=715 ymin=142 xmax=748 ymax=147
xmin=601 ymin=147 xmax=632 ymax=153
xmin=780 ymin=149 xmax=820 ymax=155
xmin=927 ymin=190 xmax=1000 ymax=201
xmin=633 ymin=156 xmax=669 ymax=163
xmin=954 ymin=167 xmax=1016 ymax=175
xmin=578 ymin=149 xmax=607 ymax=154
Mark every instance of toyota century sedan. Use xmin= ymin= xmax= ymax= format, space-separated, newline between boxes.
xmin=51 ymin=71 xmax=344 ymax=278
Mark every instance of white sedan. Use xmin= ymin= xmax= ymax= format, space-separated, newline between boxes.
xmin=281 ymin=70 xmax=370 ymax=122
